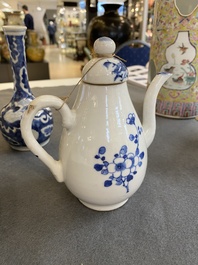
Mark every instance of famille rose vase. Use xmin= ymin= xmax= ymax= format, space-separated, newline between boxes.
xmin=0 ymin=26 xmax=53 ymax=150
xmin=20 ymin=37 xmax=170 ymax=211
xmin=149 ymin=0 xmax=198 ymax=118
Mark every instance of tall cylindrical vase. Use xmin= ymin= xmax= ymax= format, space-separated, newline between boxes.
xmin=0 ymin=26 xmax=53 ymax=150
xmin=149 ymin=0 xmax=198 ymax=118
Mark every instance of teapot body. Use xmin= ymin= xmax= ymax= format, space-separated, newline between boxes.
xmin=59 ymin=82 xmax=147 ymax=210
xmin=21 ymin=37 xmax=171 ymax=211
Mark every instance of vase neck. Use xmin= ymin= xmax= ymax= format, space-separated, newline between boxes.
xmin=176 ymin=31 xmax=189 ymax=41
xmin=28 ymin=31 xmax=38 ymax=46
xmin=102 ymin=4 xmax=121 ymax=14
xmin=6 ymin=33 xmax=31 ymax=95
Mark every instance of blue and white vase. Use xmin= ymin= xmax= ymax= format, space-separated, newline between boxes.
xmin=0 ymin=26 xmax=53 ymax=151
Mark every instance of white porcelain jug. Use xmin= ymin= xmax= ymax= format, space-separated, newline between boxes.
xmin=21 ymin=37 xmax=171 ymax=211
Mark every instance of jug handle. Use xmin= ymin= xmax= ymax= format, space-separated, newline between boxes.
xmin=21 ymin=95 xmax=76 ymax=182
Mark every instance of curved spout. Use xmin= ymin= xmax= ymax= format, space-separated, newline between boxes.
xmin=143 ymin=72 xmax=172 ymax=148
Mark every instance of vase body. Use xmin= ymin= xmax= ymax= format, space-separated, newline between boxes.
xmin=87 ymin=4 xmax=133 ymax=50
xmin=149 ymin=0 xmax=198 ymax=118
xmin=0 ymin=26 xmax=53 ymax=150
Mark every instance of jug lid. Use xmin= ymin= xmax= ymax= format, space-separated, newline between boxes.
xmin=82 ymin=37 xmax=128 ymax=85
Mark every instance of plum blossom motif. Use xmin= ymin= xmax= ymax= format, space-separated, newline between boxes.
xmin=94 ymin=113 xmax=144 ymax=193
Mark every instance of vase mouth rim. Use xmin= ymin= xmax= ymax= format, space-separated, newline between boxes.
xmin=101 ymin=2 xmax=123 ymax=6
xmin=3 ymin=25 xmax=27 ymax=34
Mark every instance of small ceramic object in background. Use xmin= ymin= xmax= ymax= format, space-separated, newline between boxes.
xmin=0 ymin=25 xmax=53 ymax=151
xmin=21 ymin=37 xmax=171 ymax=211
xmin=26 ymin=30 xmax=45 ymax=62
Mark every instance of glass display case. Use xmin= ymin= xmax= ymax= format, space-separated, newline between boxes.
xmin=56 ymin=4 xmax=86 ymax=60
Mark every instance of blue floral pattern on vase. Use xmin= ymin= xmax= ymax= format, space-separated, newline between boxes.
xmin=94 ymin=113 xmax=144 ymax=192
xmin=0 ymin=28 xmax=53 ymax=149
xmin=103 ymin=61 xmax=128 ymax=82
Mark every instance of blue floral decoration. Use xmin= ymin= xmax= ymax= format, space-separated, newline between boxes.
xmin=94 ymin=113 xmax=144 ymax=193
xmin=0 ymin=31 xmax=53 ymax=148
xmin=103 ymin=61 xmax=128 ymax=82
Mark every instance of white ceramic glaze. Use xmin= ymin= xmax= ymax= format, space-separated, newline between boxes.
xmin=21 ymin=37 xmax=171 ymax=211
xmin=82 ymin=38 xmax=127 ymax=85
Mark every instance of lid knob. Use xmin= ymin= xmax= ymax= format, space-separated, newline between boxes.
xmin=93 ymin=37 xmax=116 ymax=56
xmin=82 ymin=37 xmax=128 ymax=85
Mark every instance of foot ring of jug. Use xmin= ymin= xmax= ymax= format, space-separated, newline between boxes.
xmin=79 ymin=199 xmax=128 ymax=211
